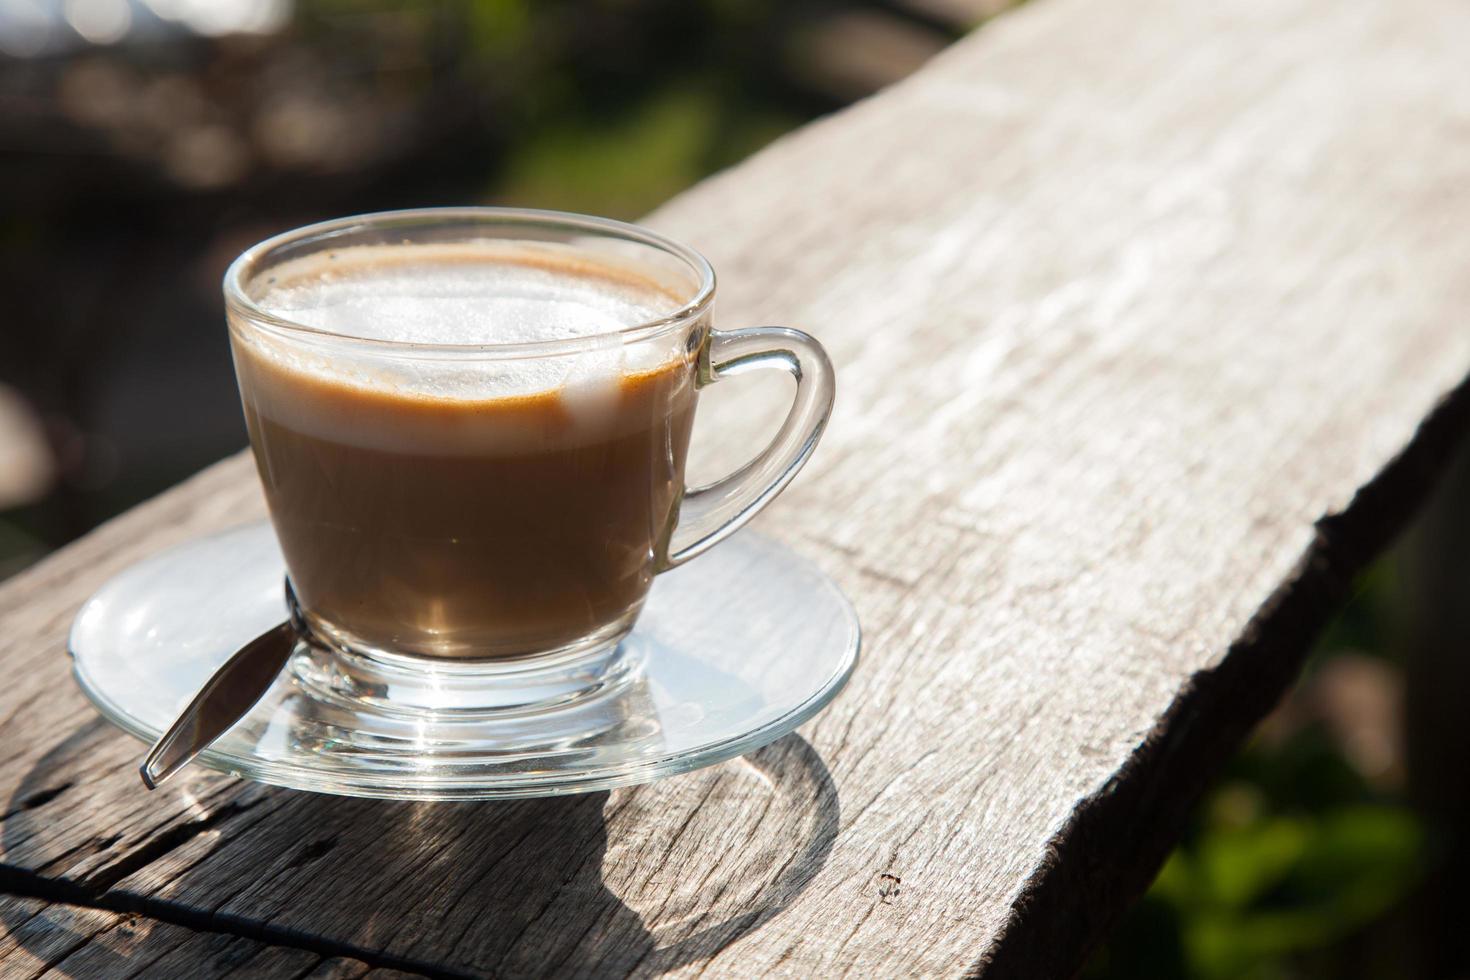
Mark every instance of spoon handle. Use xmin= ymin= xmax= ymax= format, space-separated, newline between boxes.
xmin=140 ymin=620 xmax=297 ymax=789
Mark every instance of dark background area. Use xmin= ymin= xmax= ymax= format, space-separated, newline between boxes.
xmin=2 ymin=3 xmax=1466 ymax=977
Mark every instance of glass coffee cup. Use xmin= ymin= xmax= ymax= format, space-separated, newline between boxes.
xmin=224 ymin=208 xmax=833 ymax=712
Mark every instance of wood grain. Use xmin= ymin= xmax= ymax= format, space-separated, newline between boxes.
xmin=0 ymin=894 xmax=384 ymax=978
xmin=3 ymin=0 xmax=1470 ymax=974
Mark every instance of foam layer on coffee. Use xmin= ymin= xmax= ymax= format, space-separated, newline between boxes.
xmin=232 ymin=242 xmax=699 ymax=454
xmin=256 ymin=243 xmax=682 ymax=347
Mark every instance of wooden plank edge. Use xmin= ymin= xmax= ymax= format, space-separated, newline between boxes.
xmin=976 ymin=371 xmax=1470 ymax=979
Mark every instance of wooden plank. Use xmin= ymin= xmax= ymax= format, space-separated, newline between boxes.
xmin=3 ymin=0 xmax=1470 ymax=974
xmin=0 ymin=895 xmax=115 ymax=978
xmin=0 ymin=894 xmax=379 ymax=978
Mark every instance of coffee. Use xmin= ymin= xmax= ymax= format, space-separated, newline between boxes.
xmin=230 ymin=243 xmax=701 ymax=660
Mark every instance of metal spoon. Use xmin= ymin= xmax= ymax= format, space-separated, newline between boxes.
xmin=139 ymin=581 xmax=305 ymax=789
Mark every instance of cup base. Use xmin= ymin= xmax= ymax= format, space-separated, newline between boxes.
xmin=289 ymin=614 xmax=644 ymax=717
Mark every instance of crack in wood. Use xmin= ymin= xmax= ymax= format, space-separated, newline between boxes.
xmin=83 ymin=798 xmax=266 ymax=895
xmin=0 ymin=782 xmax=73 ymax=822
xmin=284 ymin=838 xmax=339 ymax=874
xmin=0 ymin=773 xmax=450 ymax=975
xmin=0 ymin=875 xmax=462 ymax=979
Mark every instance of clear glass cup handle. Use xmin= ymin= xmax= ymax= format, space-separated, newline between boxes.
xmin=662 ymin=326 xmax=835 ymax=569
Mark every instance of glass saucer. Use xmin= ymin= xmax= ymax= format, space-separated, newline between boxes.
xmin=69 ymin=522 xmax=859 ymax=800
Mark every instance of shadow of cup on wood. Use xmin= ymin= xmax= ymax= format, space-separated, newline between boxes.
xmin=1 ymin=721 xmax=837 ymax=977
xmin=570 ymin=733 xmax=840 ymax=975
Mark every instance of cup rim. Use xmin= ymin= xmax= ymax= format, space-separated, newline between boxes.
xmin=223 ymin=206 xmax=717 ymax=358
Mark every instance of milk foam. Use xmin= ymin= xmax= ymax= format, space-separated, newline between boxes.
xmin=256 ymin=246 xmax=678 ymax=346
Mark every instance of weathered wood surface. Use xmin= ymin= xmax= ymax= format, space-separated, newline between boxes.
xmin=0 ymin=894 xmax=393 ymax=978
xmin=4 ymin=0 xmax=1470 ymax=974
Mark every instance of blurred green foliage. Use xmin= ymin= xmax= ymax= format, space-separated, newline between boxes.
xmin=458 ymin=0 xmax=815 ymax=218
xmin=1087 ymin=562 xmax=1425 ymax=980
xmin=495 ymin=83 xmax=798 ymax=218
xmin=1116 ymin=804 xmax=1423 ymax=979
